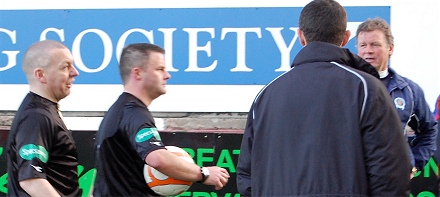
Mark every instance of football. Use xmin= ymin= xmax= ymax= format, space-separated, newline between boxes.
xmin=144 ymin=146 xmax=194 ymax=196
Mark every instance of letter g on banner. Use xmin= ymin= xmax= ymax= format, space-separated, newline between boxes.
xmin=0 ymin=28 xmax=19 ymax=72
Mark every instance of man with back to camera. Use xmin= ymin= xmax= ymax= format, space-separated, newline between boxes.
xmin=356 ymin=17 xmax=438 ymax=176
xmin=93 ymin=43 xmax=230 ymax=196
xmin=236 ymin=0 xmax=412 ymax=196
xmin=6 ymin=40 xmax=80 ymax=196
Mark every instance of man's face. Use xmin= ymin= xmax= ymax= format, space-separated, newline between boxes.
xmin=43 ymin=48 xmax=79 ymax=102
xmin=356 ymin=29 xmax=394 ymax=72
xmin=141 ymin=51 xmax=171 ymax=100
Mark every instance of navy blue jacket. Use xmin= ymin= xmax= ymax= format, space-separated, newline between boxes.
xmin=237 ymin=42 xmax=411 ymax=196
xmin=386 ymin=68 xmax=438 ymax=170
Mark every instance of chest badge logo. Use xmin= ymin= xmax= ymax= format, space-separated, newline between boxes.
xmin=394 ymin=97 xmax=406 ymax=110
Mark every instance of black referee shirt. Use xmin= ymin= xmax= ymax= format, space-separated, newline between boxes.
xmin=94 ymin=92 xmax=166 ymax=196
xmin=6 ymin=92 xmax=80 ymax=196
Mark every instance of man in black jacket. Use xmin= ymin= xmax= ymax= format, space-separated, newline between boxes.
xmin=236 ymin=0 xmax=412 ymax=196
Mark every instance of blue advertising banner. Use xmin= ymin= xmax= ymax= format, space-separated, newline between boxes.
xmin=0 ymin=7 xmax=389 ymax=85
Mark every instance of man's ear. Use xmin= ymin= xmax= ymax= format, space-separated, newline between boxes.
xmin=388 ymin=43 xmax=394 ymax=57
xmin=340 ymin=30 xmax=351 ymax=47
xmin=34 ymin=68 xmax=46 ymax=84
xmin=298 ymin=29 xmax=307 ymax=46
xmin=132 ymin=67 xmax=143 ymax=80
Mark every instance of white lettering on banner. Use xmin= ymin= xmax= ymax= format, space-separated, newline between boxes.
xmin=72 ymin=29 xmax=113 ymax=73
xmin=159 ymin=28 xmax=178 ymax=72
xmin=266 ymin=27 xmax=299 ymax=72
xmin=221 ymin=27 xmax=261 ymax=72
xmin=116 ymin=28 xmax=154 ymax=63
xmin=40 ymin=27 xmax=65 ymax=41
xmin=183 ymin=28 xmax=217 ymax=72
xmin=0 ymin=28 xmax=19 ymax=71
xmin=0 ymin=23 xmax=360 ymax=74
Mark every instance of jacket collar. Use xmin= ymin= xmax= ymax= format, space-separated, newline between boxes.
xmin=387 ymin=67 xmax=408 ymax=90
xmin=291 ymin=41 xmax=379 ymax=78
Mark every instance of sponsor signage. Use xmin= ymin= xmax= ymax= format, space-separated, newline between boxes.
xmin=0 ymin=7 xmax=389 ymax=85
xmin=0 ymin=129 xmax=438 ymax=196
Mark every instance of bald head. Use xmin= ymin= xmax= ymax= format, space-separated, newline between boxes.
xmin=22 ymin=40 xmax=68 ymax=83
xmin=22 ymin=40 xmax=78 ymax=102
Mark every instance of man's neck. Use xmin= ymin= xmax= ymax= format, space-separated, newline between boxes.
xmin=123 ymin=88 xmax=152 ymax=107
xmin=378 ymin=69 xmax=389 ymax=79
xmin=29 ymin=88 xmax=58 ymax=103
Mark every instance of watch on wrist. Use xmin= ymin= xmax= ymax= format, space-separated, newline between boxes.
xmin=197 ymin=167 xmax=210 ymax=183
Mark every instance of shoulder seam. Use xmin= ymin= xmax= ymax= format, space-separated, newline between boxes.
xmin=330 ymin=62 xmax=368 ymax=120
xmin=252 ymin=66 xmax=295 ymax=119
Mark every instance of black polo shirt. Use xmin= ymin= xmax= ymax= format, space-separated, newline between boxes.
xmin=6 ymin=92 xmax=80 ymax=196
xmin=94 ymin=92 xmax=166 ymax=196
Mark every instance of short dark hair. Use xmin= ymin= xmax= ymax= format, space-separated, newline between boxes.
xmin=119 ymin=43 xmax=165 ymax=84
xmin=299 ymin=0 xmax=347 ymax=45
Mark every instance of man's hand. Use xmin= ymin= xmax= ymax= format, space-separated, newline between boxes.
xmin=410 ymin=167 xmax=418 ymax=179
xmin=202 ymin=166 xmax=230 ymax=190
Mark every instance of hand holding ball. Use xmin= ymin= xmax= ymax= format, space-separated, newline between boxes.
xmin=144 ymin=146 xmax=194 ymax=196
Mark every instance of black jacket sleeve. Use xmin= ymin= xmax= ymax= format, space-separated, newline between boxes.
xmin=361 ymin=77 xmax=412 ymax=196
xmin=236 ymin=106 xmax=254 ymax=196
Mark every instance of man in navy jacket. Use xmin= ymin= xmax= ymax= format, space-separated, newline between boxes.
xmin=237 ymin=0 xmax=412 ymax=196
xmin=356 ymin=18 xmax=438 ymax=175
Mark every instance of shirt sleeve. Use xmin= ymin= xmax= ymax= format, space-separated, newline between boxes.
xmin=122 ymin=105 xmax=166 ymax=161
xmin=14 ymin=110 xmax=53 ymax=181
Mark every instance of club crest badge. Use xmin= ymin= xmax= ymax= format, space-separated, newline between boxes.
xmin=394 ymin=97 xmax=406 ymax=110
